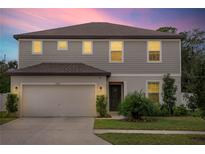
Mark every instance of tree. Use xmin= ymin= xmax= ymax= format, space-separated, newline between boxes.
xmin=156 ymin=27 xmax=177 ymax=34
xmin=0 ymin=60 xmax=18 ymax=93
xmin=8 ymin=61 xmax=18 ymax=69
xmin=162 ymin=74 xmax=177 ymax=115
xmin=180 ymin=29 xmax=205 ymax=92
xmin=157 ymin=27 xmax=205 ymax=116
xmin=186 ymin=94 xmax=197 ymax=112
xmin=189 ymin=55 xmax=205 ymax=116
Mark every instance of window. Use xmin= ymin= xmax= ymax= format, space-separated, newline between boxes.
xmin=57 ymin=40 xmax=68 ymax=50
xmin=32 ymin=40 xmax=42 ymax=54
xmin=147 ymin=81 xmax=160 ymax=102
xmin=82 ymin=41 xmax=92 ymax=55
xmin=147 ymin=41 xmax=161 ymax=62
xmin=110 ymin=41 xmax=123 ymax=63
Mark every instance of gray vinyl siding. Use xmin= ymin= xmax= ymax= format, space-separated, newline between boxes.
xmin=19 ymin=40 xmax=180 ymax=74
xmin=109 ymin=76 xmax=181 ymax=104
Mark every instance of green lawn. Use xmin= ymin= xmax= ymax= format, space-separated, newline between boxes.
xmin=0 ymin=111 xmax=17 ymax=125
xmin=97 ymin=133 xmax=205 ymax=145
xmin=95 ymin=117 xmax=205 ymax=131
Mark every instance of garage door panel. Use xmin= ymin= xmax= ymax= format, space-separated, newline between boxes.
xmin=22 ymin=85 xmax=95 ymax=117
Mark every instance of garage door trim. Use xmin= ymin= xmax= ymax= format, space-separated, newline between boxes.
xmin=20 ymin=82 xmax=97 ymax=117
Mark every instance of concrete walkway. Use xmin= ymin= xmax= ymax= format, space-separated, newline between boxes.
xmin=94 ymin=129 xmax=205 ymax=135
xmin=0 ymin=118 xmax=110 ymax=145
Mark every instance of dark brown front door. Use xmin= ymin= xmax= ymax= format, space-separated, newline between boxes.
xmin=109 ymin=84 xmax=122 ymax=111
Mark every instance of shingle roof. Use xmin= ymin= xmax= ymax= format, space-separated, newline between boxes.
xmin=14 ymin=22 xmax=182 ymax=40
xmin=7 ymin=63 xmax=111 ymax=76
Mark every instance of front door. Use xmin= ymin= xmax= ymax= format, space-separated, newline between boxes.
xmin=109 ymin=83 xmax=122 ymax=111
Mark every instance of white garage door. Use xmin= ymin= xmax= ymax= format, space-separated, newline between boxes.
xmin=22 ymin=85 xmax=96 ymax=117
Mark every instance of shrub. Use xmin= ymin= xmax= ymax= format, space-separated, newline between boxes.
xmin=6 ymin=93 xmax=18 ymax=113
xmin=96 ymin=95 xmax=108 ymax=117
xmin=159 ymin=104 xmax=170 ymax=116
xmin=174 ymin=104 xmax=188 ymax=116
xmin=151 ymin=103 xmax=162 ymax=116
xmin=119 ymin=91 xmax=156 ymax=120
xmin=190 ymin=109 xmax=203 ymax=117
xmin=185 ymin=94 xmax=197 ymax=112
xmin=162 ymin=74 xmax=177 ymax=115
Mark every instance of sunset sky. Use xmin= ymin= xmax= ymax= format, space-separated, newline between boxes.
xmin=1 ymin=8 xmax=205 ymax=60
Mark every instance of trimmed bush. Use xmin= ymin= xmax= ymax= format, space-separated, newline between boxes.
xmin=96 ymin=95 xmax=108 ymax=117
xmin=119 ymin=91 xmax=156 ymax=120
xmin=6 ymin=93 xmax=18 ymax=113
xmin=174 ymin=104 xmax=188 ymax=116
xmin=159 ymin=104 xmax=170 ymax=116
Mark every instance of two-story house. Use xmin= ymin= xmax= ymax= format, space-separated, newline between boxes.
xmin=9 ymin=22 xmax=182 ymax=117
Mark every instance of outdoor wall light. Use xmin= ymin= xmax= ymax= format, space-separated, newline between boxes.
xmin=99 ymin=85 xmax=103 ymax=91
xmin=14 ymin=86 xmax=19 ymax=91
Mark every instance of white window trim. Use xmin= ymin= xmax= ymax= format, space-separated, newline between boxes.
xmin=32 ymin=40 xmax=43 ymax=55
xmin=147 ymin=40 xmax=162 ymax=63
xmin=82 ymin=40 xmax=93 ymax=55
xmin=146 ymin=80 xmax=161 ymax=102
xmin=109 ymin=40 xmax=124 ymax=63
xmin=57 ymin=40 xmax=68 ymax=51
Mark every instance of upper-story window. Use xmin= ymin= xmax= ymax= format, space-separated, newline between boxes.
xmin=147 ymin=41 xmax=161 ymax=63
xmin=82 ymin=41 xmax=93 ymax=55
xmin=32 ymin=40 xmax=42 ymax=55
xmin=57 ymin=40 xmax=68 ymax=50
xmin=110 ymin=41 xmax=123 ymax=63
xmin=147 ymin=81 xmax=160 ymax=102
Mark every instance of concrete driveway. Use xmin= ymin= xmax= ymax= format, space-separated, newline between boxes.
xmin=0 ymin=118 xmax=110 ymax=145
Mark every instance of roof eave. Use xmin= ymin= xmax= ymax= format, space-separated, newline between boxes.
xmin=8 ymin=72 xmax=111 ymax=77
xmin=14 ymin=35 xmax=183 ymax=40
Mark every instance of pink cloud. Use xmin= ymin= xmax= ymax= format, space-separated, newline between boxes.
xmin=0 ymin=9 xmax=134 ymax=33
xmin=0 ymin=14 xmax=40 ymax=31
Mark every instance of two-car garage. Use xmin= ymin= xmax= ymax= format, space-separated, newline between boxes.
xmin=22 ymin=84 xmax=96 ymax=117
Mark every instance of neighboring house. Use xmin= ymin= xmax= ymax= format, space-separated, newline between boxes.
xmin=8 ymin=22 xmax=182 ymax=117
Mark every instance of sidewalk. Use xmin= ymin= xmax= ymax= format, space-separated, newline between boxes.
xmin=94 ymin=129 xmax=205 ymax=135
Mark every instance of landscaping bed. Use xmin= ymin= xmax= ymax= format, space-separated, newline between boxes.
xmin=0 ymin=111 xmax=17 ymax=125
xmin=94 ymin=117 xmax=205 ymax=131
xmin=96 ymin=133 xmax=205 ymax=145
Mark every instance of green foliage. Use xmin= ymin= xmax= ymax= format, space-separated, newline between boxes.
xmin=179 ymin=29 xmax=205 ymax=118
xmin=192 ymin=58 xmax=205 ymax=117
xmin=7 ymin=61 xmax=18 ymax=69
xmin=156 ymin=27 xmax=177 ymax=34
xmin=190 ymin=109 xmax=203 ymax=117
xmin=162 ymin=74 xmax=177 ymax=115
xmin=96 ymin=95 xmax=108 ymax=117
xmin=157 ymin=28 xmax=205 ymax=118
xmin=0 ymin=73 xmax=10 ymax=93
xmin=159 ymin=104 xmax=170 ymax=116
xmin=6 ymin=93 xmax=18 ymax=113
xmin=119 ymin=91 xmax=156 ymax=120
xmin=183 ymin=54 xmax=205 ymax=117
xmin=184 ymin=94 xmax=197 ymax=112
xmin=174 ymin=105 xmax=188 ymax=116
xmin=0 ymin=60 xmax=18 ymax=93
xmin=180 ymin=29 xmax=205 ymax=92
